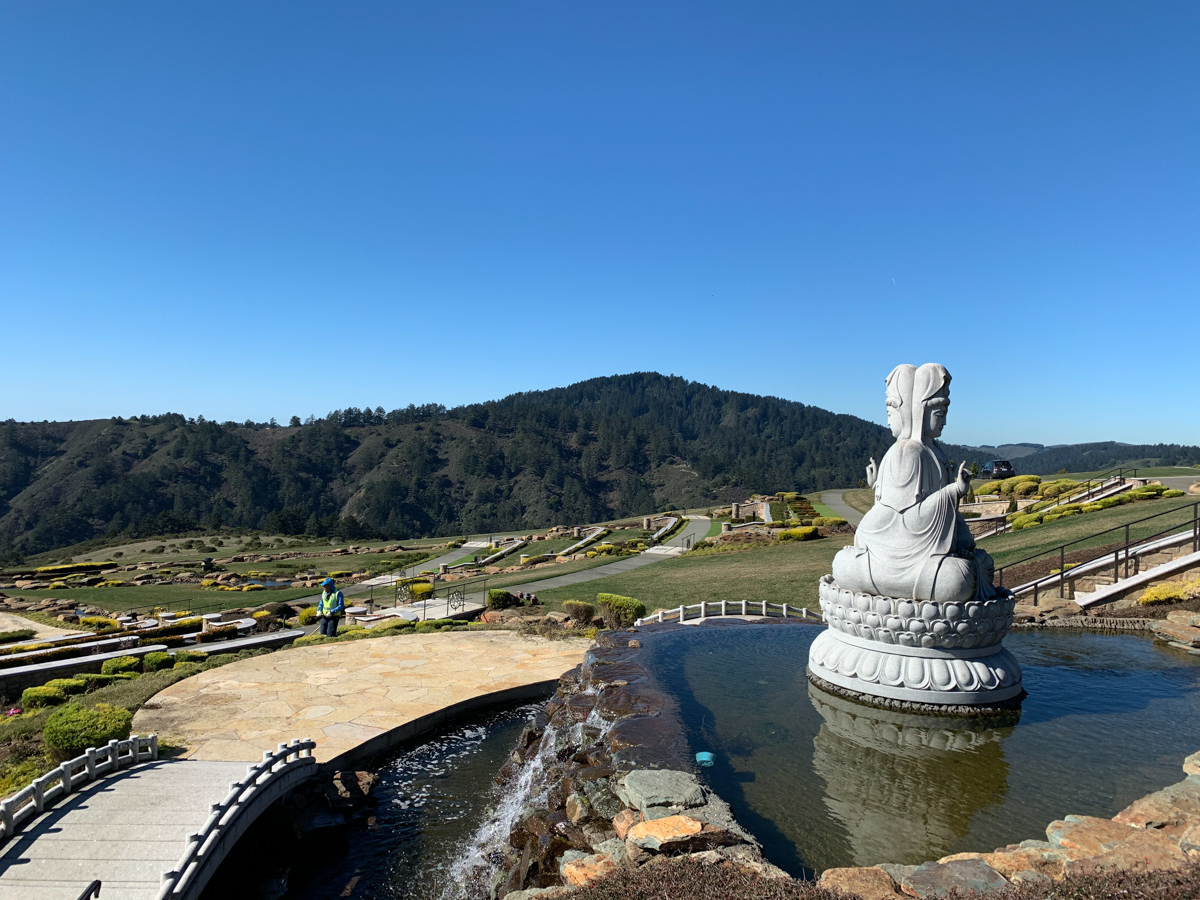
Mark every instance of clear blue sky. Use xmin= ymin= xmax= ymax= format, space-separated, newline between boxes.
xmin=2 ymin=2 xmax=1197 ymax=446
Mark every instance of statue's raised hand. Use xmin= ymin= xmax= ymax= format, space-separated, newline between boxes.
xmin=866 ymin=457 xmax=878 ymax=487
xmin=955 ymin=461 xmax=972 ymax=498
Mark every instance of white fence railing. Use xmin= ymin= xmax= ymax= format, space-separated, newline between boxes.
xmin=559 ymin=527 xmax=608 ymax=557
xmin=0 ymin=734 xmax=158 ymax=845
xmin=635 ymin=601 xmax=819 ymax=626
xmin=156 ymin=738 xmax=316 ymax=900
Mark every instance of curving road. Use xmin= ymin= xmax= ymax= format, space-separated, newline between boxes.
xmin=819 ymin=490 xmax=866 ymax=527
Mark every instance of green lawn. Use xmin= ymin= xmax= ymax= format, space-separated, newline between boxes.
xmin=840 ymin=489 xmax=876 ymax=515
xmin=705 ymin=520 xmax=723 ymax=538
xmin=1056 ymin=466 xmax=1200 ymax=481
xmin=537 ymin=536 xmax=852 ymax=613
xmin=605 ymin=529 xmax=651 ymax=543
xmin=810 ymin=499 xmax=839 ymax=518
xmin=980 ymin=496 xmax=1199 ymax=569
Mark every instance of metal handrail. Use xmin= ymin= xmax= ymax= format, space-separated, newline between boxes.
xmin=978 ymin=469 xmax=1141 ymax=538
xmin=996 ymin=501 xmax=1200 ymax=604
xmin=636 ymin=601 xmax=817 ymax=626
xmin=77 ymin=880 xmax=102 ymax=900
xmin=156 ymin=738 xmax=316 ymax=900
xmin=0 ymin=735 xmax=158 ymax=845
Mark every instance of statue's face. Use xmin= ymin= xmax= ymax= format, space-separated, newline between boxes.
xmin=925 ymin=405 xmax=947 ymax=438
xmin=886 ymin=402 xmax=903 ymax=438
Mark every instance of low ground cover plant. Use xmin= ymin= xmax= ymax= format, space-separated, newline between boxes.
xmin=1138 ymin=577 xmax=1200 ymax=606
xmin=777 ymin=527 xmax=820 ymax=542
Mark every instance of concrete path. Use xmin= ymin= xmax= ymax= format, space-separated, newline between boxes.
xmin=474 ymin=516 xmax=712 ymax=597
xmin=0 ymin=612 xmax=77 ymax=641
xmin=1157 ymin=476 xmax=1200 ymax=493
xmin=819 ymin=490 xmax=867 ymax=527
xmin=0 ymin=758 xmax=246 ymax=900
xmin=132 ymin=631 xmax=587 ymax=765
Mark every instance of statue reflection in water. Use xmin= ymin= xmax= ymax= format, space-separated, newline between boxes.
xmin=808 ymin=682 xmax=1019 ymax=867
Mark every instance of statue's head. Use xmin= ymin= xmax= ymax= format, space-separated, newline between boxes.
xmin=884 ymin=364 xmax=917 ymax=439
xmin=913 ymin=363 xmax=951 ymax=442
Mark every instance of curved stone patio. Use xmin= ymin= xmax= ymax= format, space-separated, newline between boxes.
xmin=132 ymin=631 xmax=588 ymax=765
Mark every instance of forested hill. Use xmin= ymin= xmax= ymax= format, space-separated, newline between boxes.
xmin=2 ymin=372 xmax=1196 ymax=560
xmin=0 ymin=374 xmax=897 ymax=558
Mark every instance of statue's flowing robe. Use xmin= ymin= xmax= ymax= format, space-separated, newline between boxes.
xmin=833 ymin=438 xmax=975 ymax=603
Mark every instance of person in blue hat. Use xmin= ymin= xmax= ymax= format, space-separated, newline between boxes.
xmin=317 ymin=577 xmax=345 ymax=636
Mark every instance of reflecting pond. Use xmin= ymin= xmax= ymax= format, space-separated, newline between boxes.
xmin=649 ymin=623 xmax=1200 ymax=876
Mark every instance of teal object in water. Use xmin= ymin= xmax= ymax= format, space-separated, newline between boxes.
xmin=695 ymin=751 xmax=715 ymax=767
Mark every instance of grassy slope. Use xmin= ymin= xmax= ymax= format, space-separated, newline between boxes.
xmin=537 ymin=536 xmax=852 ymax=613
xmin=840 ymin=489 xmax=876 ymax=515
xmin=980 ymin=496 xmax=1199 ymax=569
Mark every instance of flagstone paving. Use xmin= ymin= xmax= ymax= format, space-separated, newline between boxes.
xmin=132 ymin=631 xmax=588 ymax=763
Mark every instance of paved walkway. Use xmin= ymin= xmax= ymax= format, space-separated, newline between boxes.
xmin=132 ymin=631 xmax=587 ymax=764
xmin=819 ymin=490 xmax=867 ymax=526
xmin=0 ymin=612 xmax=77 ymax=641
xmin=0 ymin=759 xmax=246 ymax=900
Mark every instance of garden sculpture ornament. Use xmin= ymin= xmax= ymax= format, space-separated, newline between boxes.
xmin=808 ymin=363 xmax=1023 ymax=710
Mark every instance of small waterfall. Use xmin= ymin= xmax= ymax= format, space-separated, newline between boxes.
xmin=437 ymin=721 xmax=560 ymax=899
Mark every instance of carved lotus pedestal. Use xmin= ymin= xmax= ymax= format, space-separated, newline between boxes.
xmin=807 ymin=575 xmax=1024 ymax=713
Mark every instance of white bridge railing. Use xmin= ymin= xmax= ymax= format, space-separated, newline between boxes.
xmin=156 ymin=738 xmax=316 ymax=900
xmin=0 ymin=734 xmax=158 ymax=846
xmin=635 ymin=601 xmax=820 ymax=626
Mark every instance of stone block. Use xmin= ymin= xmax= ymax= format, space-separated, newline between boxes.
xmin=1113 ymin=777 xmax=1200 ymax=834
xmin=626 ymin=814 xmax=703 ymax=850
xmin=560 ymin=850 xmax=619 ymax=887
xmin=819 ymin=866 xmax=902 ymax=899
xmin=900 ymin=859 xmax=1008 ymax=898
xmin=622 ymin=769 xmax=704 ymax=812
xmin=1063 ymin=828 xmax=1187 ymax=875
xmin=612 ymin=808 xmax=640 ymax=840
xmin=1046 ymin=815 xmax=1142 ymax=854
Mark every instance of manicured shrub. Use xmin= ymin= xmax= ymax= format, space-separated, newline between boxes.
xmin=1083 ymin=503 xmax=1104 ymax=513
xmin=811 ymin=517 xmax=847 ymax=527
xmin=291 ymin=633 xmax=331 ymax=647
xmin=135 ymin=617 xmax=204 ymax=641
xmin=81 ymin=616 xmax=121 ymax=632
xmin=563 ymin=600 xmax=595 ymax=625
xmin=1014 ymin=481 xmax=1040 ymax=497
xmin=409 ymin=582 xmax=434 ymax=601
xmin=1138 ymin=578 xmax=1200 ymax=606
xmin=43 ymin=678 xmax=88 ymax=695
xmin=487 ymin=589 xmax=520 ymax=610
xmin=101 ymin=656 xmax=142 ymax=675
xmin=597 ymin=594 xmax=646 ymax=628
xmin=142 ymin=651 xmax=173 ymax=672
xmin=195 ymin=625 xmax=237 ymax=643
xmin=172 ymin=650 xmax=209 ymax=664
xmin=777 ymin=526 xmax=820 ymax=542
xmin=1011 ymin=513 xmax=1043 ymax=531
xmin=975 ymin=481 xmax=1003 ymax=495
xmin=21 ymin=685 xmax=67 ymax=708
xmin=298 ymin=606 xmax=319 ymax=626
xmin=77 ymin=672 xmax=137 ymax=690
xmin=415 ymin=618 xmax=455 ymax=632
xmin=1164 ymin=489 xmax=1187 ymax=498
xmin=0 ymin=629 xmax=36 ymax=645
xmin=43 ymin=702 xmax=133 ymax=761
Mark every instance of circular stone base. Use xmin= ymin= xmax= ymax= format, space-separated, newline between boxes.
xmin=807 ymin=669 xmax=1025 ymax=717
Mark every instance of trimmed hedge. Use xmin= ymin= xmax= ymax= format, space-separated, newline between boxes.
xmin=597 ymin=593 xmax=646 ymax=628
xmin=173 ymin=650 xmax=209 ymax=664
xmin=564 ymin=600 xmax=595 ymax=625
xmin=21 ymin=685 xmax=67 ymax=708
xmin=195 ymin=624 xmax=238 ymax=643
xmin=777 ymin=527 xmax=820 ymax=542
xmin=409 ymin=582 xmax=434 ymax=601
xmin=43 ymin=703 xmax=133 ymax=761
xmin=135 ymin=617 xmax=204 ymax=641
xmin=811 ymin=517 xmax=847 ymax=528
xmin=142 ymin=651 xmax=173 ymax=672
xmin=100 ymin=656 xmax=142 ymax=676
xmin=43 ymin=678 xmax=88 ymax=695
xmin=78 ymin=673 xmax=138 ymax=689
xmin=298 ymin=606 xmax=319 ymax=626
xmin=0 ymin=641 xmax=130 ymax=672
xmin=487 ymin=589 xmax=520 ymax=610
xmin=0 ymin=629 xmax=36 ymax=646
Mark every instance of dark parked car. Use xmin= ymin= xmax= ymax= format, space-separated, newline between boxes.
xmin=981 ymin=460 xmax=1016 ymax=479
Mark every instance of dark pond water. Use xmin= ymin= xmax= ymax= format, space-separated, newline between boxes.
xmin=285 ymin=702 xmax=541 ymax=900
xmin=650 ymin=623 xmax=1200 ymax=877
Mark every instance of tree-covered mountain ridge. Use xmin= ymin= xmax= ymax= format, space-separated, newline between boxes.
xmin=1 ymin=372 xmax=1196 ymax=559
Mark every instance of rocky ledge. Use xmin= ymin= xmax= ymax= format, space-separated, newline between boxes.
xmin=492 ymin=625 xmax=788 ymax=898
xmin=818 ymin=749 xmax=1200 ymax=899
